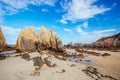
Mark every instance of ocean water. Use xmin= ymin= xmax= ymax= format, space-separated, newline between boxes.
xmin=8 ymin=44 xmax=15 ymax=47
xmin=0 ymin=44 xmax=16 ymax=54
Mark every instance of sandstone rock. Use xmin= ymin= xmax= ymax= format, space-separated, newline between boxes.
xmin=0 ymin=27 xmax=6 ymax=51
xmin=38 ymin=26 xmax=62 ymax=51
xmin=92 ymin=33 xmax=120 ymax=49
xmin=16 ymin=27 xmax=38 ymax=51
xmin=16 ymin=26 xmax=63 ymax=51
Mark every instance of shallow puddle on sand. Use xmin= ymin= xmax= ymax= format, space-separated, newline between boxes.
xmin=68 ymin=55 xmax=96 ymax=65
xmin=0 ymin=50 xmax=17 ymax=54
xmin=66 ymin=49 xmax=96 ymax=65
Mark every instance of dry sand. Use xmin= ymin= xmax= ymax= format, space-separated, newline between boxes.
xmin=0 ymin=50 xmax=120 ymax=80
xmin=0 ymin=52 xmax=92 ymax=80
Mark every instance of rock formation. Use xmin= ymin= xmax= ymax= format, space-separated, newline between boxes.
xmin=0 ymin=27 xmax=6 ymax=51
xmin=38 ymin=26 xmax=62 ymax=50
xmin=16 ymin=27 xmax=38 ymax=51
xmin=92 ymin=32 xmax=120 ymax=49
xmin=16 ymin=26 xmax=62 ymax=51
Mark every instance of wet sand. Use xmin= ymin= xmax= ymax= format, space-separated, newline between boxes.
xmin=88 ymin=50 xmax=120 ymax=79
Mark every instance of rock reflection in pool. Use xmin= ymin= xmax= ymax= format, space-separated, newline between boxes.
xmin=0 ymin=50 xmax=16 ymax=54
xmin=68 ymin=55 xmax=96 ymax=65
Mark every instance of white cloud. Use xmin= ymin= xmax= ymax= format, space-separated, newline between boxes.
xmin=1 ymin=0 xmax=56 ymax=9
xmin=93 ymin=29 xmax=116 ymax=34
xmin=76 ymin=26 xmax=88 ymax=36
xmin=82 ymin=22 xmax=88 ymax=28
xmin=0 ymin=26 xmax=21 ymax=35
xmin=0 ymin=0 xmax=57 ymax=16
xmin=0 ymin=0 xmax=57 ymax=23
xmin=64 ymin=28 xmax=73 ymax=32
xmin=93 ymin=29 xmax=116 ymax=37
xmin=60 ymin=19 xmax=67 ymax=24
xmin=60 ymin=0 xmax=111 ymax=24
xmin=75 ymin=26 xmax=117 ymax=43
xmin=41 ymin=8 xmax=48 ymax=12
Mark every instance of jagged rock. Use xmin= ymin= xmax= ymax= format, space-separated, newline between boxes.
xmin=0 ymin=27 xmax=6 ymax=51
xmin=38 ymin=26 xmax=62 ymax=51
xmin=16 ymin=26 xmax=63 ymax=51
xmin=16 ymin=27 xmax=38 ymax=51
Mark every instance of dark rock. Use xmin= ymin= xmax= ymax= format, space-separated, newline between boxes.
xmin=21 ymin=53 xmax=30 ymax=60
xmin=44 ymin=58 xmax=56 ymax=67
xmin=0 ymin=54 xmax=6 ymax=60
xmin=70 ymin=64 xmax=76 ymax=67
xmin=33 ymin=56 xmax=44 ymax=67
xmin=101 ymin=53 xmax=111 ymax=57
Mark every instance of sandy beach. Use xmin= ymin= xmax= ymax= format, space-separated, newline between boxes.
xmin=0 ymin=50 xmax=120 ymax=80
xmin=0 ymin=52 xmax=91 ymax=80
xmin=88 ymin=50 xmax=120 ymax=79
xmin=0 ymin=0 xmax=120 ymax=80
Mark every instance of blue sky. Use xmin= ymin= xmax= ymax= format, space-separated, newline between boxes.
xmin=0 ymin=0 xmax=120 ymax=44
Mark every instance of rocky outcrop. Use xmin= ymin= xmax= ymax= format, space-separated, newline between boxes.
xmin=92 ymin=33 xmax=120 ymax=49
xmin=0 ymin=27 xmax=6 ymax=51
xmin=38 ymin=26 xmax=62 ymax=50
xmin=16 ymin=26 xmax=62 ymax=51
xmin=16 ymin=27 xmax=38 ymax=51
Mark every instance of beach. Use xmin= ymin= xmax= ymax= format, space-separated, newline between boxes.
xmin=0 ymin=50 xmax=120 ymax=80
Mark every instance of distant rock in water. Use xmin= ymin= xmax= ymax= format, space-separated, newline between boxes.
xmin=16 ymin=26 xmax=62 ymax=51
xmin=92 ymin=32 xmax=120 ymax=49
xmin=0 ymin=27 xmax=6 ymax=51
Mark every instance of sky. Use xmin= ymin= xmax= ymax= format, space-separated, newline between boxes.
xmin=0 ymin=0 xmax=120 ymax=45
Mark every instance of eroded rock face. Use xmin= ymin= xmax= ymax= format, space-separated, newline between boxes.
xmin=16 ymin=27 xmax=38 ymax=51
xmin=16 ymin=26 xmax=62 ymax=51
xmin=38 ymin=26 xmax=62 ymax=50
xmin=0 ymin=27 xmax=6 ymax=50
xmin=92 ymin=33 xmax=120 ymax=49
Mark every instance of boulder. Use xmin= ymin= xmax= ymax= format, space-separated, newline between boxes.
xmin=0 ymin=27 xmax=6 ymax=51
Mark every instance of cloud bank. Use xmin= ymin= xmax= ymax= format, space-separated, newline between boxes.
xmin=60 ymin=0 xmax=111 ymax=24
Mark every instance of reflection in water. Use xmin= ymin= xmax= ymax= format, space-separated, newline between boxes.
xmin=66 ymin=49 xmax=96 ymax=65
xmin=68 ymin=55 xmax=96 ymax=65
xmin=0 ymin=50 xmax=16 ymax=54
